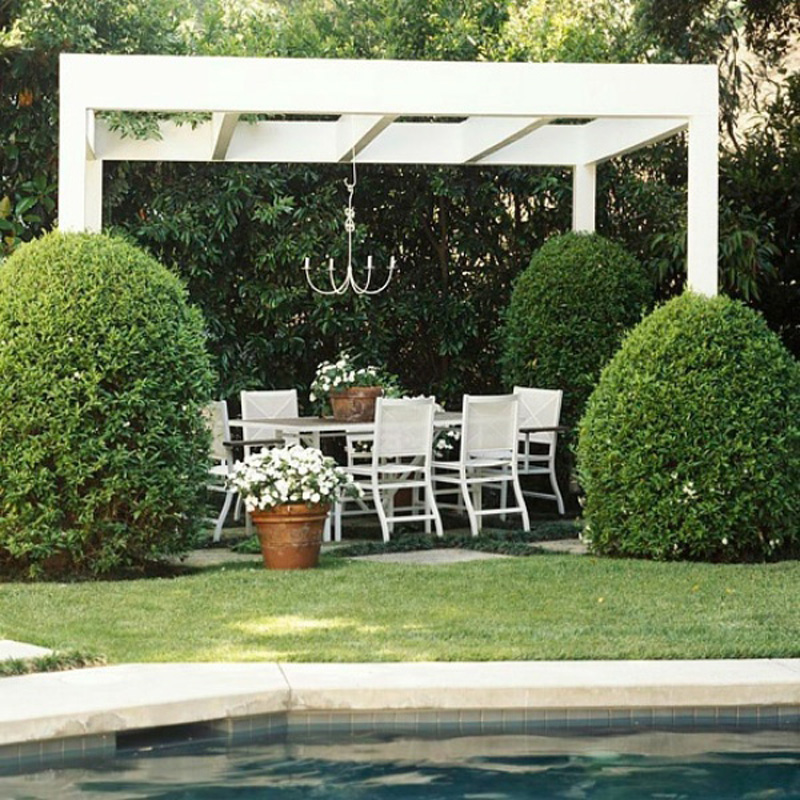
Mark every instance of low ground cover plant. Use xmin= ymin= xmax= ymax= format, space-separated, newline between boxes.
xmin=0 ymin=650 xmax=106 ymax=678
xmin=0 ymin=232 xmax=213 ymax=578
xmin=577 ymin=292 xmax=800 ymax=562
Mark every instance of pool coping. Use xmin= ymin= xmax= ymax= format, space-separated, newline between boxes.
xmin=1 ymin=659 xmax=799 ymax=752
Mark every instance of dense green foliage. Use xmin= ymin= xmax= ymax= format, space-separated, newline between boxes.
xmin=2 ymin=551 xmax=798 ymax=661
xmin=0 ymin=232 xmax=213 ymax=578
xmin=0 ymin=0 xmax=191 ymax=254
xmin=720 ymin=74 xmax=800 ymax=356
xmin=577 ymin=292 xmax=800 ymax=563
xmin=2 ymin=0 xmax=797 ymax=411
xmin=500 ymin=232 xmax=651 ymax=432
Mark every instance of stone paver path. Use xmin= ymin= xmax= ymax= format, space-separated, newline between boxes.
xmin=0 ymin=640 xmax=52 ymax=662
xmin=351 ymin=548 xmax=512 ymax=565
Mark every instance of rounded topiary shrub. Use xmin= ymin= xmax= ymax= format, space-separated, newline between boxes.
xmin=577 ymin=292 xmax=800 ymax=562
xmin=0 ymin=232 xmax=214 ymax=578
xmin=499 ymin=232 xmax=652 ymax=434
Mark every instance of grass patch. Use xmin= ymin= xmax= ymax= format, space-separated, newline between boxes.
xmin=0 ymin=650 xmax=106 ymax=677
xmin=1 ymin=553 xmax=797 ymax=663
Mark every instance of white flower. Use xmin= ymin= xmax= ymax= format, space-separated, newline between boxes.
xmin=721 ymin=537 xmax=728 ymax=545
xmin=227 ymin=444 xmax=360 ymax=511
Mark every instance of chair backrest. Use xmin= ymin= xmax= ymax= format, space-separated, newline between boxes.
xmin=372 ymin=397 xmax=436 ymax=463
xmin=460 ymin=394 xmax=519 ymax=461
xmin=203 ymin=400 xmax=231 ymax=463
xmin=240 ymin=389 xmax=299 ymax=441
xmin=513 ymin=386 xmax=563 ymax=446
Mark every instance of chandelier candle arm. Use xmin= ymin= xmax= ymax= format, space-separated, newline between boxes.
xmin=303 ymin=149 xmax=396 ymax=296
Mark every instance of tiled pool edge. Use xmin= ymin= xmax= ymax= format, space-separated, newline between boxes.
xmin=1 ymin=659 xmax=799 ymax=771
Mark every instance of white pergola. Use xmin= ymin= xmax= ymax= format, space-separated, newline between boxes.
xmin=59 ymin=54 xmax=719 ymax=295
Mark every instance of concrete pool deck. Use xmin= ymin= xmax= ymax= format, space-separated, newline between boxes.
xmin=1 ymin=659 xmax=799 ymax=752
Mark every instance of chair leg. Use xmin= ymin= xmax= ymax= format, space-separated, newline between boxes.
xmin=424 ymin=485 xmax=432 ymax=534
xmin=323 ymin=512 xmax=332 ymax=543
xmin=461 ymin=477 xmax=480 ymax=537
xmin=512 ymin=474 xmax=531 ymax=532
xmin=373 ymin=482 xmax=391 ymax=543
xmin=549 ymin=465 xmax=565 ymax=515
xmin=424 ymin=471 xmax=444 ymax=538
xmin=387 ymin=492 xmax=395 ymax=537
xmin=473 ymin=483 xmax=483 ymax=534
xmin=213 ymin=490 xmax=235 ymax=542
xmin=333 ymin=500 xmax=342 ymax=542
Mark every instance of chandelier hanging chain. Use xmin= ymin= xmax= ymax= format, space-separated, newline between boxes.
xmin=303 ymin=144 xmax=396 ymax=296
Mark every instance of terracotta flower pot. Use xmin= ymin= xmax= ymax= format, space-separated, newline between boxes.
xmin=329 ymin=386 xmax=383 ymax=422
xmin=250 ymin=503 xmax=330 ymax=569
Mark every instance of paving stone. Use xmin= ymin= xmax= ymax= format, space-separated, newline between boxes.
xmin=534 ymin=539 xmax=588 ymax=555
xmin=351 ymin=548 xmax=511 ymax=564
xmin=0 ymin=640 xmax=52 ymax=662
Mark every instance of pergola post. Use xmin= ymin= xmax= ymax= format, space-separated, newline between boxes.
xmin=571 ymin=163 xmax=596 ymax=233
xmin=686 ymin=113 xmax=719 ymax=296
xmin=58 ymin=78 xmax=103 ymax=232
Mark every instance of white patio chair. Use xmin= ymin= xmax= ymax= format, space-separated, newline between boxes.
xmin=236 ymin=389 xmax=300 ymax=533
xmin=203 ymin=400 xmax=238 ymax=542
xmin=238 ymin=389 xmax=299 ymax=455
xmin=433 ymin=394 xmax=531 ymax=537
xmin=334 ymin=397 xmax=443 ymax=543
xmin=504 ymin=386 xmax=565 ymax=515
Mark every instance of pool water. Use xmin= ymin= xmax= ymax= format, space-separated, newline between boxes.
xmin=2 ymin=729 xmax=799 ymax=799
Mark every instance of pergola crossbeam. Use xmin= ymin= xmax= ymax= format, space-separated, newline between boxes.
xmin=582 ymin=117 xmax=688 ymax=164
xmin=336 ymin=114 xmax=396 ymax=161
xmin=461 ymin=117 xmax=552 ymax=164
xmin=211 ymin=112 xmax=240 ymax=161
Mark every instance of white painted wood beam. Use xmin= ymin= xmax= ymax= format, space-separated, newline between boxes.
xmin=211 ymin=112 xmax=240 ymax=160
xmin=85 ymin=110 xmax=96 ymax=160
xmin=59 ymin=82 xmax=102 ymax=231
xmin=582 ymin=117 xmax=687 ymax=164
xmin=61 ymin=54 xmax=719 ymax=119
xmin=96 ymin=118 xmax=592 ymax=166
xmin=96 ymin=121 xmax=215 ymax=161
xmin=335 ymin=115 xmax=396 ymax=161
xmin=460 ymin=117 xmax=552 ymax=164
xmin=476 ymin=125 xmax=586 ymax=166
xmin=572 ymin=163 xmax=596 ymax=233
xmin=687 ymin=113 xmax=719 ymax=296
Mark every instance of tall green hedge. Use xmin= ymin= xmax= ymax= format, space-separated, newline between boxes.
xmin=577 ymin=292 xmax=800 ymax=562
xmin=0 ymin=232 xmax=213 ymax=578
xmin=499 ymin=232 xmax=652 ymax=432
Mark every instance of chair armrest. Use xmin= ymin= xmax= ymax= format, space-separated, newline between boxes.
xmin=518 ymin=425 xmax=569 ymax=434
xmin=223 ymin=438 xmax=284 ymax=449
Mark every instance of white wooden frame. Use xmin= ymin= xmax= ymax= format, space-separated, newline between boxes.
xmin=59 ymin=55 xmax=719 ymax=294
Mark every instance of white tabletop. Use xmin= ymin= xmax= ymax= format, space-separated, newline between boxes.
xmin=231 ymin=412 xmax=462 ymax=434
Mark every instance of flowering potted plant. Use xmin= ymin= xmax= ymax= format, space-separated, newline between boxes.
xmin=227 ymin=444 xmax=361 ymax=569
xmin=310 ymin=350 xmax=402 ymax=422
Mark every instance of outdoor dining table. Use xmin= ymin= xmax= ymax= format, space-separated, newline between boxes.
xmin=224 ymin=413 xmax=566 ymax=456
xmin=224 ymin=411 xmax=463 ymax=454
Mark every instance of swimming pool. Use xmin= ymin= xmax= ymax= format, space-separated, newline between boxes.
xmin=1 ymin=727 xmax=798 ymax=799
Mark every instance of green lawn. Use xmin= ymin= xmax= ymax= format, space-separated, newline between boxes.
xmin=1 ymin=553 xmax=798 ymax=663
